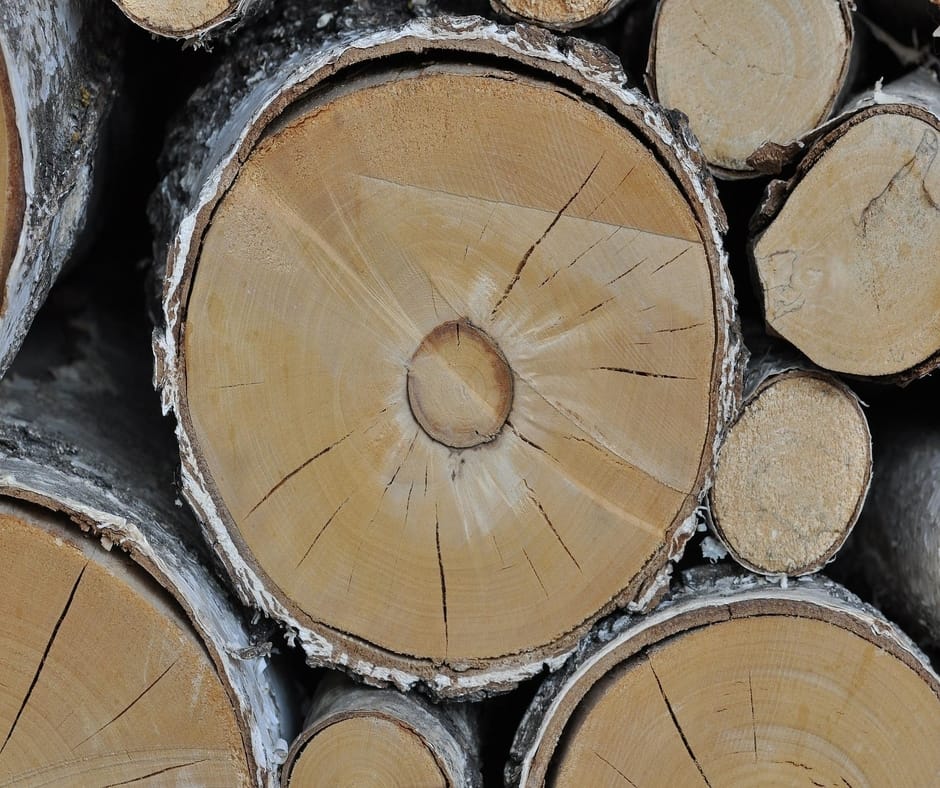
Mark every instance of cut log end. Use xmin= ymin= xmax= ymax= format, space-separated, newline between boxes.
xmin=0 ymin=51 xmax=23 ymax=308
xmin=490 ymin=0 xmax=614 ymax=30
xmin=112 ymin=0 xmax=234 ymax=37
xmin=753 ymin=107 xmax=940 ymax=377
xmin=710 ymin=371 xmax=871 ymax=575
xmin=287 ymin=717 xmax=445 ymax=787
xmin=649 ymin=0 xmax=853 ymax=175
xmin=0 ymin=501 xmax=251 ymax=786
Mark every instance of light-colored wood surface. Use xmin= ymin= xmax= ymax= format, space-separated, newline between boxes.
xmin=288 ymin=717 xmax=445 ymax=788
xmin=490 ymin=0 xmax=618 ymax=30
xmin=650 ymin=0 xmax=852 ymax=175
xmin=185 ymin=62 xmax=724 ymax=666
xmin=711 ymin=371 xmax=871 ymax=575
xmin=0 ymin=504 xmax=250 ymax=786
xmin=553 ymin=615 xmax=940 ymax=786
xmin=0 ymin=51 xmax=22 ymax=305
xmin=753 ymin=110 xmax=940 ymax=376
xmin=114 ymin=0 xmax=233 ymax=37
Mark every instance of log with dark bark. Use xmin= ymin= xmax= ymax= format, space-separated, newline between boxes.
xmin=0 ymin=0 xmax=116 ymax=377
xmin=0 ymin=287 xmax=292 ymax=785
xmin=508 ymin=569 xmax=940 ymax=787
xmin=709 ymin=344 xmax=872 ymax=576
xmin=647 ymin=0 xmax=857 ymax=178
xmin=750 ymin=67 xmax=940 ymax=381
xmin=282 ymin=674 xmax=481 ymax=786
xmin=847 ymin=420 xmax=940 ymax=650
xmin=150 ymin=4 xmax=742 ymax=697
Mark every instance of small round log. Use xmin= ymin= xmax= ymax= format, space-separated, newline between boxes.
xmin=282 ymin=675 xmax=481 ymax=787
xmin=151 ymin=6 xmax=742 ymax=697
xmin=750 ymin=67 xmax=940 ymax=381
xmin=111 ymin=0 xmax=268 ymax=39
xmin=648 ymin=0 xmax=856 ymax=178
xmin=709 ymin=347 xmax=872 ymax=576
xmin=509 ymin=569 xmax=940 ymax=787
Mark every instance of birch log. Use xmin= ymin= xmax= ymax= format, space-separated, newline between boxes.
xmin=709 ymin=346 xmax=872 ymax=576
xmin=647 ymin=0 xmax=856 ymax=177
xmin=848 ymin=420 xmax=940 ymax=649
xmin=151 ymin=6 xmax=741 ymax=697
xmin=508 ymin=569 xmax=940 ymax=787
xmin=750 ymin=67 xmax=940 ymax=381
xmin=0 ymin=289 xmax=292 ymax=785
xmin=282 ymin=675 xmax=481 ymax=787
xmin=488 ymin=0 xmax=636 ymax=32
xmin=0 ymin=0 xmax=116 ymax=377
xmin=111 ymin=0 xmax=268 ymax=39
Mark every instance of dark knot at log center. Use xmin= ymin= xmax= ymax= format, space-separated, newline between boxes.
xmin=407 ymin=320 xmax=513 ymax=449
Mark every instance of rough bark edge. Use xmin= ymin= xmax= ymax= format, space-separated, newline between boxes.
xmin=707 ymin=344 xmax=872 ymax=576
xmin=749 ymin=66 xmax=940 ymax=383
xmin=112 ymin=0 xmax=272 ymax=42
xmin=487 ymin=0 xmax=636 ymax=32
xmin=282 ymin=675 xmax=482 ymax=787
xmin=846 ymin=423 xmax=940 ymax=649
xmin=0 ymin=313 xmax=292 ymax=786
xmin=645 ymin=0 xmax=857 ymax=179
xmin=506 ymin=566 xmax=940 ymax=786
xmin=151 ymin=11 xmax=743 ymax=698
xmin=0 ymin=0 xmax=117 ymax=376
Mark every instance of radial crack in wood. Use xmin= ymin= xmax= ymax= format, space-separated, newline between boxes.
xmin=153 ymin=13 xmax=740 ymax=696
xmin=751 ymin=69 xmax=940 ymax=379
xmin=509 ymin=570 xmax=940 ymax=787
xmin=648 ymin=0 xmax=855 ymax=177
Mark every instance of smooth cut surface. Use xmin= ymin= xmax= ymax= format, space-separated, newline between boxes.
xmin=114 ymin=0 xmax=231 ymax=35
xmin=754 ymin=113 xmax=940 ymax=376
xmin=0 ymin=52 xmax=22 ymax=299
xmin=711 ymin=373 xmax=870 ymax=574
xmin=187 ymin=65 xmax=720 ymax=664
xmin=0 ymin=508 xmax=250 ymax=786
xmin=652 ymin=0 xmax=850 ymax=173
xmin=288 ymin=717 xmax=445 ymax=787
xmin=495 ymin=0 xmax=613 ymax=29
xmin=551 ymin=615 xmax=940 ymax=786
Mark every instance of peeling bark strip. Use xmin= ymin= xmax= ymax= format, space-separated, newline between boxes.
xmin=282 ymin=674 xmax=482 ymax=787
xmin=508 ymin=569 xmax=940 ymax=787
xmin=750 ymin=68 xmax=940 ymax=381
xmin=0 ymin=288 xmax=291 ymax=786
xmin=110 ymin=0 xmax=269 ymax=39
xmin=847 ymin=420 xmax=940 ymax=651
xmin=648 ymin=0 xmax=857 ymax=178
xmin=708 ymin=343 xmax=872 ymax=576
xmin=0 ymin=0 xmax=116 ymax=377
xmin=151 ymin=4 xmax=741 ymax=698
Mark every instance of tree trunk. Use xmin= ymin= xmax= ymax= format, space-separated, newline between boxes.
xmin=488 ymin=0 xmax=636 ymax=32
xmin=750 ymin=67 xmax=940 ymax=381
xmin=508 ymin=568 xmax=940 ymax=787
xmin=0 ymin=0 xmax=117 ymax=377
xmin=111 ymin=0 xmax=270 ymax=40
xmin=708 ymin=344 xmax=872 ymax=576
xmin=846 ymin=421 xmax=940 ymax=650
xmin=150 ymin=5 xmax=742 ymax=698
xmin=0 ymin=286 xmax=292 ymax=785
xmin=647 ymin=0 xmax=857 ymax=178
xmin=282 ymin=674 xmax=481 ymax=786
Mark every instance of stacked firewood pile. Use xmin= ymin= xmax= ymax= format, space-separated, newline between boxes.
xmin=0 ymin=0 xmax=938 ymax=784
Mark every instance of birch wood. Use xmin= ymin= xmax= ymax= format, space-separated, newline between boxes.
xmin=508 ymin=568 xmax=940 ymax=787
xmin=0 ymin=290 xmax=292 ymax=786
xmin=488 ymin=0 xmax=636 ymax=31
xmin=151 ymin=6 xmax=741 ymax=697
xmin=849 ymin=421 xmax=940 ymax=649
xmin=751 ymin=67 xmax=940 ymax=381
xmin=282 ymin=675 xmax=481 ymax=787
xmin=112 ymin=0 xmax=269 ymax=39
xmin=709 ymin=347 xmax=872 ymax=576
xmin=0 ymin=0 xmax=115 ymax=377
xmin=648 ymin=0 xmax=855 ymax=177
